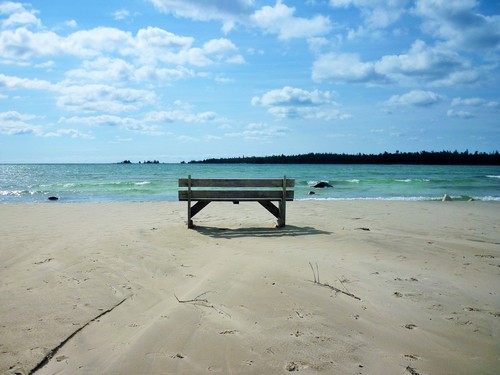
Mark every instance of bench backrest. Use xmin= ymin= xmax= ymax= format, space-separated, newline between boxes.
xmin=178 ymin=176 xmax=295 ymax=201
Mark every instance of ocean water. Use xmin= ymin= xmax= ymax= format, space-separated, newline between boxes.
xmin=1 ymin=163 xmax=499 ymax=203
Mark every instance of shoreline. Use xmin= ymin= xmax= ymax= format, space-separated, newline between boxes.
xmin=3 ymin=194 xmax=500 ymax=205
xmin=1 ymin=200 xmax=499 ymax=374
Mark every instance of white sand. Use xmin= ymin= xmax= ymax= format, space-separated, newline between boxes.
xmin=1 ymin=200 xmax=499 ymax=374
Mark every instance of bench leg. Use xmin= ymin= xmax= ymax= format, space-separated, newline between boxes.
xmin=187 ymin=201 xmax=211 ymax=228
xmin=258 ymin=201 xmax=286 ymax=227
xmin=278 ymin=199 xmax=286 ymax=227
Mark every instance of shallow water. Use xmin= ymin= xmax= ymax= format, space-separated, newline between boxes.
xmin=1 ymin=163 xmax=499 ymax=203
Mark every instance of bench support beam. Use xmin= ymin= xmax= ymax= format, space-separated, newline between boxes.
xmin=258 ymin=200 xmax=279 ymax=220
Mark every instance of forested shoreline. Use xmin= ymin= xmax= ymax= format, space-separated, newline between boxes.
xmin=189 ymin=151 xmax=500 ymax=165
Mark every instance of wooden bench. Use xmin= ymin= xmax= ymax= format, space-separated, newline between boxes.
xmin=178 ymin=175 xmax=295 ymax=228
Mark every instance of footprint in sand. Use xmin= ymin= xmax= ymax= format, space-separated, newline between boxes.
xmin=404 ymin=354 xmax=420 ymax=360
xmin=463 ymin=307 xmax=481 ymax=312
xmin=403 ymin=324 xmax=417 ymax=330
xmin=219 ymin=330 xmax=237 ymax=335
xmin=286 ymin=362 xmax=299 ymax=371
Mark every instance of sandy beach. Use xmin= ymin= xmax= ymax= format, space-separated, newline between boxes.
xmin=1 ymin=200 xmax=499 ymax=374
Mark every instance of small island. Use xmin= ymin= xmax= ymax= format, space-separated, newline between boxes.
xmin=118 ymin=160 xmax=161 ymax=164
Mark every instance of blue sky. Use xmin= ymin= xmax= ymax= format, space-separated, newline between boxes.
xmin=0 ymin=0 xmax=499 ymax=163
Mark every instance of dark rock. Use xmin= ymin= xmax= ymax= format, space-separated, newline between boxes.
xmin=313 ymin=181 xmax=333 ymax=188
xmin=48 ymin=196 xmax=59 ymax=201
xmin=309 ymin=191 xmax=316 ymax=195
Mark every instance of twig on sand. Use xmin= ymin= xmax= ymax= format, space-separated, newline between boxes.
xmin=336 ymin=276 xmax=351 ymax=294
xmin=175 ymin=291 xmax=211 ymax=304
xmin=29 ymin=296 xmax=129 ymax=374
xmin=314 ymin=281 xmax=362 ymax=301
xmin=404 ymin=365 xmax=420 ymax=375
xmin=309 ymin=262 xmax=319 ymax=283
xmin=175 ymin=291 xmax=230 ymax=318
xmin=309 ymin=262 xmax=361 ymax=301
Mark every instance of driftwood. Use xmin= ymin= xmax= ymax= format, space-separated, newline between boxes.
xmin=309 ymin=262 xmax=361 ymax=301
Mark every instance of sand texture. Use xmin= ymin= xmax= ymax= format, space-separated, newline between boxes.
xmin=1 ymin=200 xmax=499 ymax=374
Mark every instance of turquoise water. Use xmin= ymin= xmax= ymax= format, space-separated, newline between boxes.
xmin=1 ymin=163 xmax=499 ymax=203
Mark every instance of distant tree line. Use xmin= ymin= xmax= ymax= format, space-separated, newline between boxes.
xmin=189 ymin=150 xmax=500 ymax=165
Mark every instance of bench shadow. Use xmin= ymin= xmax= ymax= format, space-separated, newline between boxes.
xmin=193 ymin=225 xmax=332 ymax=239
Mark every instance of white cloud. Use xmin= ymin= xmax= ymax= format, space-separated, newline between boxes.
xmin=0 ymin=110 xmax=35 ymax=121
xmin=0 ymin=73 xmax=53 ymax=90
xmin=65 ymin=57 xmax=195 ymax=85
xmin=313 ymin=40 xmax=479 ymax=86
xmin=414 ymin=0 xmax=500 ymax=51
xmin=59 ymin=115 xmax=165 ymax=136
xmin=64 ymin=20 xmax=77 ymax=28
xmin=145 ymin=107 xmax=218 ymax=123
xmin=0 ymin=1 xmax=24 ymax=14
xmin=56 ymin=84 xmax=156 ymax=113
xmin=35 ymin=60 xmax=55 ymax=69
xmin=226 ymin=122 xmax=289 ymax=141
xmin=200 ymin=38 xmax=244 ymax=64
xmin=387 ymin=90 xmax=444 ymax=107
xmin=0 ymin=110 xmax=41 ymax=135
xmin=0 ymin=25 xmax=244 ymax=71
xmin=60 ymin=114 xmax=136 ymax=127
xmin=0 ymin=26 xmax=132 ymax=60
xmin=65 ymin=57 xmax=136 ymax=83
xmin=252 ymin=86 xmax=334 ymax=106
xmin=329 ymin=0 xmax=408 ymax=30
xmin=65 ymin=27 xmax=134 ymax=57
xmin=451 ymin=97 xmax=498 ymax=107
xmin=148 ymin=0 xmax=254 ymax=33
xmin=312 ymin=52 xmax=383 ymax=83
xmin=133 ymin=65 xmax=195 ymax=83
xmin=148 ymin=0 xmax=254 ymax=21
xmin=112 ymin=9 xmax=131 ymax=20
xmin=149 ymin=0 xmax=332 ymax=39
xmin=0 ymin=1 xmax=42 ymax=29
xmin=376 ymin=40 xmax=467 ymax=81
xmin=447 ymin=109 xmax=474 ymax=119
xmin=251 ymin=1 xmax=331 ymax=40
xmin=307 ymin=37 xmax=329 ymax=53
xmin=252 ymin=86 xmax=350 ymax=120
xmin=0 ymin=73 xmax=157 ymax=114
xmin=177 ymin=135 xmax=199 ymax=142
xmin=0 ymin=28 xmax=62 ymax=59
xmin=447 ymin=96 xmax=498 ymax=120
xmin=44 ymin=128 xmax=94 ymax=139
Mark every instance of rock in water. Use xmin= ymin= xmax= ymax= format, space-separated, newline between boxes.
xmin=442 ymin=194 xmax=452 ymax=201
xmin=313 ymin=181 xmax=333 ymax=188
xmin=48 ymin=196 xmax=59 ymax=201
